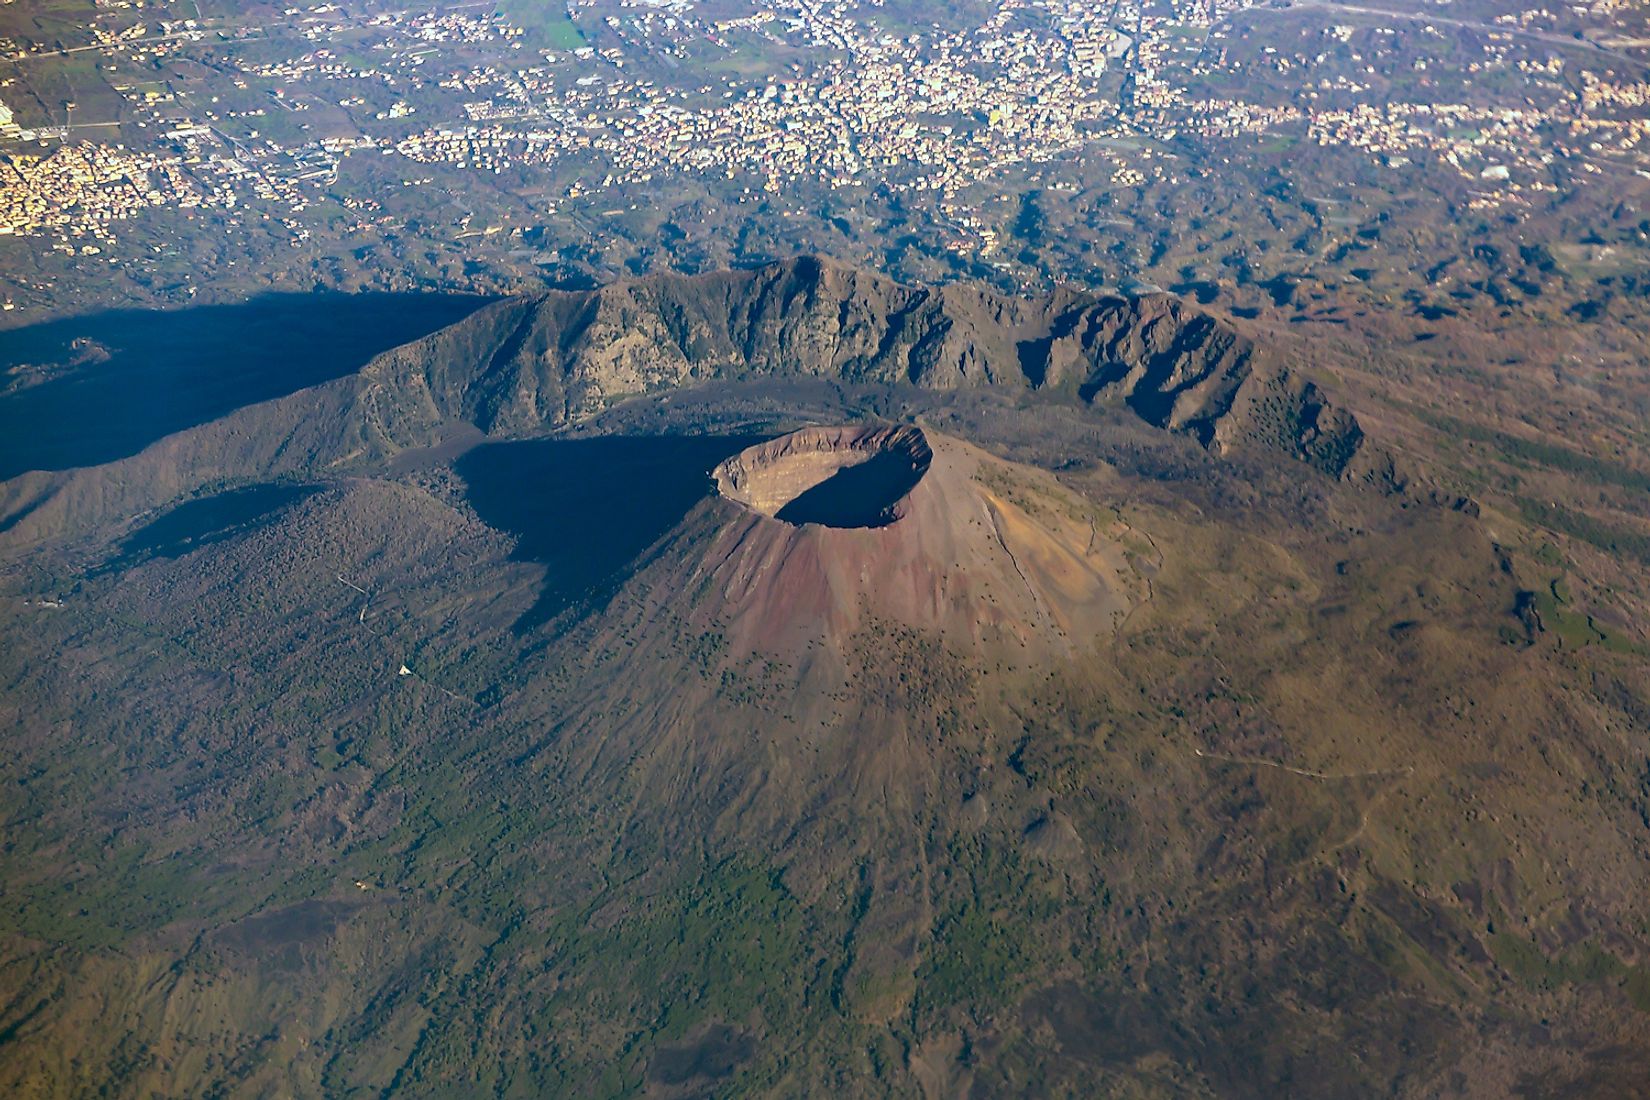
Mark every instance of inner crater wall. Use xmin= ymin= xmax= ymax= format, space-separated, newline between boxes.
xmin=712 ymin=425 xmax=932 ymax=529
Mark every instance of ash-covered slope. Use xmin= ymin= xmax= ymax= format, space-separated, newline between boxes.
xmin=690 ymin=424 xmax=1142 ymax=664
xmin=514 ymin=425 xmax=1149 ymax=878
xmin=364 ymin=256 xmax=1364 ymax=472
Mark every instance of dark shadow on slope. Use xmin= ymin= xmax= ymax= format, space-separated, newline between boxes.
xmin=0 ymin=292 xmax=490 ymax=479
xmin=114 ymin=482 xmax=319 ymax=565
xmin=773 ymin=449 xmax=928 ymax=529
xmin=648 ymin=1024 xmax=755 ymax=1087
xmin=456 ymin=434 xmax=767 ymax=633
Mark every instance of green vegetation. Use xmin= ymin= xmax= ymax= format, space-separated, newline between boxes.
xmin=615 ymin=861 xmax=809 ymax=1018
xmin=1490 ymin=933 xmax=1650 ymax=1013
xmin=915 ymin=840 xmax=1063 ymax=1022
xmin=1516 ymin=498 xmax=1650 ymax=567
xmin=493 ymin=1 xmax=586 ymax=50
xmin=1524 ymin=575 xmax=1642 ymax=653
xmin=1415 ymin=409 xmax=1650 ymax=495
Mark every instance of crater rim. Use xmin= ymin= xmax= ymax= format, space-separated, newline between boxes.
xmin=711 ymin=424 xmax=932 ymax=529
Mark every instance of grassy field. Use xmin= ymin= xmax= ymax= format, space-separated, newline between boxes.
xmin=493 ymin=0 xmax=587 ymax=50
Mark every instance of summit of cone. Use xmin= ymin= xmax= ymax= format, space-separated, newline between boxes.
xmin=631 ymin=423 xmax=1147 ymax=668
xmin=712 ymin=423 xmax=931 ymax=528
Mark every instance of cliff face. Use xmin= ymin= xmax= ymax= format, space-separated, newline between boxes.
xmin=366 ymin=256 xmax=1365 ymax=474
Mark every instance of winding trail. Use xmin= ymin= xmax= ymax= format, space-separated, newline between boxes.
xmin=980 ymin=497 xmax=1059 ymax=639
xmin=1192 ymin=746 xmax=1414 ymax=781
xmin=336 ymin=573 xmax=371 ymax=624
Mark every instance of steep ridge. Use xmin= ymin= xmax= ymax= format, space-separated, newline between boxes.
xmin=364 ymin=257 xmax=1367 ymax=471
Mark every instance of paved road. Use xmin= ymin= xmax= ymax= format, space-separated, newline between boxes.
xmin=1274 ymin=0 xmax=1648 ymax=70
xmin=4 ymin=31 xmax=207 ymax=63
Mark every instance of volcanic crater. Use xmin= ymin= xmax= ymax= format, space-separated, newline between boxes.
xmin=712 ymin=424 xmax=932 ymax=529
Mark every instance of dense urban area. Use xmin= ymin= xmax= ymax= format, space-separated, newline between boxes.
xmin=1 ymin=0 xmax=1647 ymax=318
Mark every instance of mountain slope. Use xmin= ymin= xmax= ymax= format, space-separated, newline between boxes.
xmin=3 ymin=267 xmax=1646 ymax=1098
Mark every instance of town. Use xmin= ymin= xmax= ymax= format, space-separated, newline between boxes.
xmin=0 ymin=0 xmax=1645 ymax=310
xmin=0 ymin=0 xmax=1643 ymax=247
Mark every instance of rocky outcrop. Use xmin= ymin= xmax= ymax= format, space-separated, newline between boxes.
xmin=367 ymin=257 xmax=1367 ymax=475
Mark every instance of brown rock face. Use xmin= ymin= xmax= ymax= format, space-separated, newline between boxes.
xmin=0 ymin=259 xmax=1380 ymax=547
xmin=361 ymin=258 xmax=1368 ymax=474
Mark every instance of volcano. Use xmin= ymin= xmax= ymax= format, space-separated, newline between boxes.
xmin=689 ymin=424 xmax=1142 ymax=664
xmin=3 ymin=262 xmax=1649 ymax=1099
